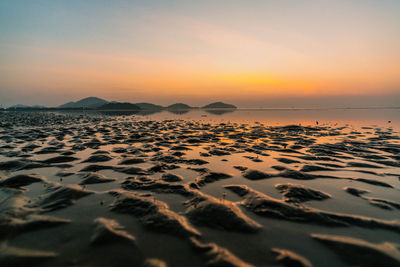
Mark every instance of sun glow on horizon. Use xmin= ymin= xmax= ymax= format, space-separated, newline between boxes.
xmin=1 ymin=0 xmax=399 ymax=106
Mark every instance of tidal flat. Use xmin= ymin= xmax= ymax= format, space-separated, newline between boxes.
xmin=0 ymin=110 xmax=399 ymax=267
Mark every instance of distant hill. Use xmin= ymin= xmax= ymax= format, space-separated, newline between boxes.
xmin=98 ymin=102 xmax=140 ymax=110
xmin=8 ymin=104 xmax=47 ymax=109
xmin=9 ymin=104 xmax=30 ymax=109
xmin=134 ymin=102 xmax=163 ymax=110
xmin=59 ymin=97 xmax=108 ymax=108
xmin=8 ymin=98 xmax=237 ymax=111
xmin=166 ymin=103 xmax=192 ymax=109
xmin=202 ymin=102 xmax=237 ymax=109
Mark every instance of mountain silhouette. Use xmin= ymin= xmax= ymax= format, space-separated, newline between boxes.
xmin=18 ymin=97 xmax=238 ymax=111
xmin=98 ymin=102 xmax=140 ymax=110
xmin=202 ymin=102 xmax=237 ymax=109
xmin=134 ymin=102 xmax=163 ymax=110
xmin=8 ymin=104 xmax=46 ymax=109
xmin=166 ymin=103 xmax=193 ymax=109
xmin=59 ymin=97 xmax=108 ymax=108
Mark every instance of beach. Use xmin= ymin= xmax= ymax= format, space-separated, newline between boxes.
xmin=0 ymin=109 xmax=399 ymax=267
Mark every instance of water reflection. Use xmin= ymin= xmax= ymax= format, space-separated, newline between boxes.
xmin=204 ymin=109 xmax=236 ymax=115
xmin=51 ymin=108 xmax=400 ymax=128
xmin=166 ymin=109 xmax=191 ymax=115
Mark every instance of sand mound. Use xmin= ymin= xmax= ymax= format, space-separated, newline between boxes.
xmin=110 ymin=190 xmax=200 ymax=238
xmin=91 ymin=217 xmax=136 ymax=246
xmin=189 ymin=237 xmax=254 ymax=267
xmin=312 ymin=234 xmax=400 ymax=266
xmin=79 ymin=172 xmax=115 ymax=185
xmin=185 ymin=194 xmax=262 ymax=233
xmin=271 ymin=248 xmax=312 ymax=267
xmin=0 ymin=174 xmax=46 ymax=188
xmin=275 ymin=183 xmax=331 ymax=203
xmin=225 ymin=184 xmax=400 ymax=232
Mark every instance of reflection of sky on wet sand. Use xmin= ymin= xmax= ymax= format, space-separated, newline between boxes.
xmin=58 ymin=108 xmax=400 ymax=128
xmin=0 ymin=111 xmax=399 ymax=266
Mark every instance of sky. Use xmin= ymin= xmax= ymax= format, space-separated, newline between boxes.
xmin=0 ymin=0 xmax=399 ymax=107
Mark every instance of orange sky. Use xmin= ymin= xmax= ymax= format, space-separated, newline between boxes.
xmin=1 ymin=1 xmax=399 ymax=107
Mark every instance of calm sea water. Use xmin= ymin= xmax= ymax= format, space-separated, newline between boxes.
xmin=59 ymin=108 xmax=400 ymax=128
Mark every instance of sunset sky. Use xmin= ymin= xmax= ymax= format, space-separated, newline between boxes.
xmin=1 ymin=0 xmax=399 ymax=107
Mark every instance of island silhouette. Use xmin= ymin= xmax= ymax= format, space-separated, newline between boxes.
xmin=5 ymin=97 xmax=237 ymax=111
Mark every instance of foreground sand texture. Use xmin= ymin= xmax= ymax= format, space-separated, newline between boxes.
xmin=0 ymin=112 xmax=399 ymax=266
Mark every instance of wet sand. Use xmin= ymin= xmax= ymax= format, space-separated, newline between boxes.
xmin=0 ymin=111 xmax=399 ymax=267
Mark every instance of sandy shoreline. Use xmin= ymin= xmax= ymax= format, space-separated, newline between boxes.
xmin=0 ymin=111 xmax=399 ymax=267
